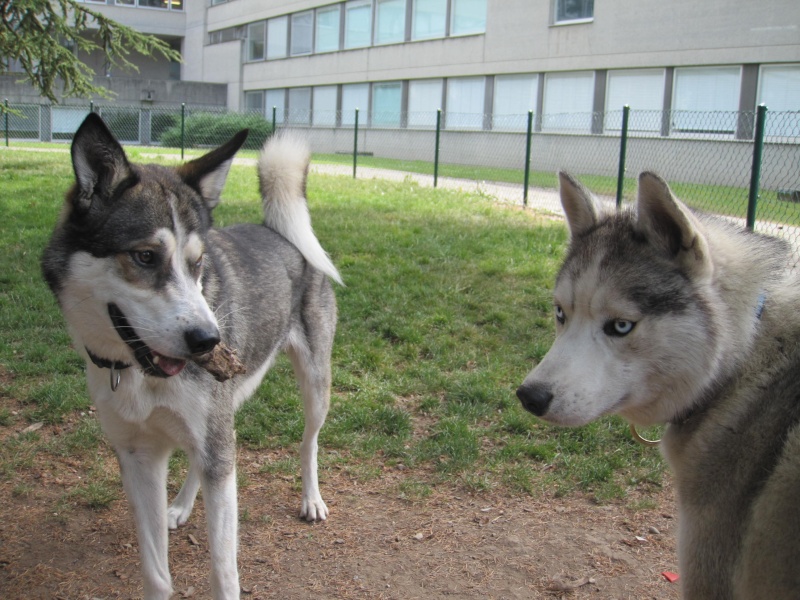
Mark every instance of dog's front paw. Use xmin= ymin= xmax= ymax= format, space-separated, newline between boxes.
xmin=300 ymin=495 xmax=329 ymax=522
xmin=167 ymin=502 xmax=193 ymax=529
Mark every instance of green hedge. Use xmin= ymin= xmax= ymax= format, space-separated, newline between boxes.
xmin=160 ymin=112 xmax=273 ymax=150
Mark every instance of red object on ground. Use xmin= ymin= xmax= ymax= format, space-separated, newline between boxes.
xmin=662 ymin=571 xmax=680 ymax=583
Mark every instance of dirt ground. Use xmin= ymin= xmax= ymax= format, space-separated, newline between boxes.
xmin=0 ymin=419 xmax=680 ymax=600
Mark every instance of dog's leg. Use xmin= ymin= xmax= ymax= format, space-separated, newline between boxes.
xmin=288 ymin=343 xmax=331 ymax=521
xmin=168 ymin=462 xmax=201 ymax=529
xmin=199 ymin=435 xmax=240 ymax=599
xmin=116 ymin=445 xmax=173 ymax=600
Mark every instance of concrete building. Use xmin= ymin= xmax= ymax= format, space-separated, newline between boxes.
xmin=4 ymin=0 xmax=800 ymax=118
xmin=209 ymin=0 xmax=799 ymax=131
xmin=2 ymin=0 xmax=798 ymax=149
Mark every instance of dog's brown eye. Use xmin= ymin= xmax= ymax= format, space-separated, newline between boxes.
xmin=131 ymin=250 xmax=156 ymax=267
xmin=555 ymin=305 xmax=566 ymax=325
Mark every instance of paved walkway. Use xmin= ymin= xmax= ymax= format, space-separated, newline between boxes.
xmin=310 ymin=162 xmax=567 ymax=216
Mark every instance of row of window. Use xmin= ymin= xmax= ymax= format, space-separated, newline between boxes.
xmin=216 ymin=0 xmax=594 ymax=57
xmin=244 ymin=64 xmax=800 ymax=136
xmin=215 ymin=0 xmax=489 ymax=59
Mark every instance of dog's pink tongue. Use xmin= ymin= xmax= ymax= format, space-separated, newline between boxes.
xmin=154 ymin=354 xmax=186 ymax=377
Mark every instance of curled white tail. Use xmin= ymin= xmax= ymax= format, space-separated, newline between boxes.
xmin=258 ymin=132 xmax=343 ymax=285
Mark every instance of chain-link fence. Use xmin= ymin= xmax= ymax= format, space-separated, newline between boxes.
xmin=3 ymin=100 xmax=799 ymax=265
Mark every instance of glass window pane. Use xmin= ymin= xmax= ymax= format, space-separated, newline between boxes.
xmin=341 ymin=83 xmax=370 ymax=125
xmin=446 ymin=77 xmax=484 ymax=129
xmin=758 ymin=65 xmax=800 ymax=112
xmin=759 ymin=65 xmax=800 ymax=137
xmin=247 ymin=22 xmax=266 ymax=61
xmin=244 ymin=90 xmax=265 ymax=114
xmin=52 ymin=107 xmax=91 ymax=136
xmin=373 ymin=82 xmax=402 ymax=126
xmin=345 ymin=0 xmax=372 ymax=49
xmin=412 ymin=0 xmax=446 ymax=40
xmin=451 ymin=0 xmax=486 ymax=35
xmin=493 ymin=74 xmax=538 ymax=131
xmin=267 ymin=16 xmax=288 ymax=59
xmin=408 ymin=79 xmax=443 ymax=127
xmin=288 ymin=87 xmax=312 ymax=125
xmin=376 ymin=0 xmax=405 ymax=45
xmin=291 ymin=11 xmax=313 ymax=55
xmin=672 ymin=67 xmax=740 ymax=133
xmin=314 ymin=86 xmax=338 ymax=126
xmin=555 ymin=0 xmax=594 ymax=22
xmin=316 ymin=6 xmax=341 ymax=53
xmin=605 ymin=69 xmax=665 ymax=131
xmin=542 ymin=71 xmax=594 ymax=131
xmin=265 ymin=89 xmax=286 ymax=123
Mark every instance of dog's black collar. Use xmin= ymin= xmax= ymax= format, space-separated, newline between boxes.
xmin=85 ymin=347 xmax=130 ymax=392
xmin=84 ymin=303 xmax=170 ymax=392
xmin=107 ymin=303 xmax=169 ymax=378
xmin=86 ymin=347 xmax=131 ymax=372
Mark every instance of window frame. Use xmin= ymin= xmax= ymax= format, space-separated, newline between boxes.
xmin=246 ymin=21 xmax=266 ymax=62
xmin=450 ymin=0 xmax=486 ymax=36
xmin=375 ymin=0 xmax=406 ymax=45
xmin=315 ymin=5 xmax=342 ymax=53
xmin=267 ymin=16 xmax=289 ymax=59
xmin=344 ymin=0 xmax=373 ymax=50
xmin=372 ymin=81 xmax=403 ymax=127
xmin=671 ymin=66 xmax=741 ymax=135
xmin=412 ymin=0 xmax=447 ymax=41
xmin=553 ymin=0 xmax=594 ymax=25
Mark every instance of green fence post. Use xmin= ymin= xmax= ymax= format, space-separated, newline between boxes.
xmin=180 ymin=103 xmax=186 ymax=160
xmin=523 ymin=110 xmax=533 ymax=207
xmin=89 ymin=101 xmax=94 ymax=114
xmin=746 ymin=104 xmax=768 ymax=231
xmin=4 ymin=99 xmax=8 ymax=147
xmin=271 ymin=105 xmax=276 ymax=134
xmin=616 ymin=105 xmax=630 ymax=209
xmin=353 ymin=108 xmax=359 ymax=179
xmin=434 ymin=109 xmax=441 ymax=188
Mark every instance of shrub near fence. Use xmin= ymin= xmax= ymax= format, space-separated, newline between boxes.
xmin=2 ymin=101 xmax=799 ymax=266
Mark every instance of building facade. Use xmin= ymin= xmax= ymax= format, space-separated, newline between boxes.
xmin=199 ymin=0 xmax=800 ymax=133
xmin=2 ymin=0 xmax=798 ymax=132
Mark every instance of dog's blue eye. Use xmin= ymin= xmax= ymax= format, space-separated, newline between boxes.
xmin=555 ymin=305 xmax=565 ymax=325
xmin=604 ymin=319 xmax=635 ymax=337
xmin=131 ymin=250 xmax=156 ymax=267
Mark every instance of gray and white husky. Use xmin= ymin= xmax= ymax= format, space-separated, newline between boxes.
xmin=517 ymin=172 xmax=800 ymax=599
xmin=42 ymin=114 xmax=341 ymax=599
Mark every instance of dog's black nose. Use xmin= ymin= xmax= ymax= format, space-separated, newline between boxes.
xmin=185 ymin=327 xmax=220 ymax=355
xmin=516 ymin=382 xmax=554 ymax=416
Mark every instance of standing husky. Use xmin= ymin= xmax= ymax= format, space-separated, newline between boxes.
xmin=42 ymin=114 xmax=341 ymax=599
xmin=517 ymin=172 xmax=800 ymax=599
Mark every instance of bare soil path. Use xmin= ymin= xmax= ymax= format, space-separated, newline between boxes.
xmin=0 ymin=422 xmax=679 ymax=600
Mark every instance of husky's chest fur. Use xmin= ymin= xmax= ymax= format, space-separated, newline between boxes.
xmin=663 ymin=291 xmax=800 ymax=600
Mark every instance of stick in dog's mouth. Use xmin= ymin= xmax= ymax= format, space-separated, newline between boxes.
xmin=192 ymin=343 xmax=247 ymax=382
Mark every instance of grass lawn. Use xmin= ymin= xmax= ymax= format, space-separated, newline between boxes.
xmin=0 ymin=147 xmax=665 ymax=512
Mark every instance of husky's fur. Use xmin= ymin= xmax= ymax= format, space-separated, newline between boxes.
xmin=517 ymin=172 xmax=800 ymax=599
xmin=42 ymin=114 xmax=340 ymax=599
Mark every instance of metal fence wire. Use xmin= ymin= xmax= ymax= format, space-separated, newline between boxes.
xmin=3 ymin=101 xmax=799 ymax=267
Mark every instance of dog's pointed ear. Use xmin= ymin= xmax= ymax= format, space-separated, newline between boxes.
xmin=177 ymin=129 xmax=249 ymax=210
xmin=636 ymin=172 xmax=712 ymax=278
xmin=70 ymin=113 xmax=135 ymax=214
xmin=559 ymin=171 xmax=600 ymax=239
